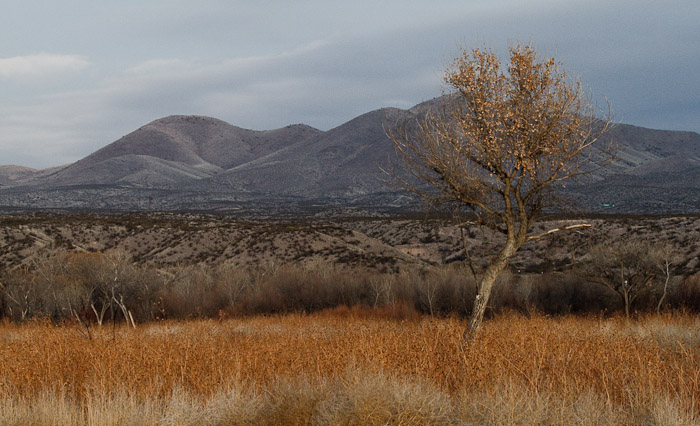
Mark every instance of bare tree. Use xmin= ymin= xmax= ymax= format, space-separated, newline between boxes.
xmin=0 ymin=268 xmax=35 ymax=321
xmin=586 ymin=240 xmax=675 ymax=317
xmin=655 ymin=245 xmax=676 ymax=314
xmin=389 ymin=43 xmax=612 ymax=339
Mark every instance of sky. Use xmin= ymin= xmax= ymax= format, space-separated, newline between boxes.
xmin=1 ymin=0 xmax=699 ymax=169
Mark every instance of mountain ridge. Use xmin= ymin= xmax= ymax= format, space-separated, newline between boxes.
xmin=1 ymin=98 xmax=699 ymax=214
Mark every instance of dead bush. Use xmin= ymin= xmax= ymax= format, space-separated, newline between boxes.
xmin=668 ymin=273 xmax=700 ymax=312
xmin=411 ymin=265 xmax=476 ymax=316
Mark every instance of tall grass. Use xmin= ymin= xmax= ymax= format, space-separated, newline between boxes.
xmin=0 ymin=312 xmax=698 ymax=424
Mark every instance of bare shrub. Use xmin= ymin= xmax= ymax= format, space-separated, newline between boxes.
xmin=368 ymin=274 xmax=397 ymax=307
xmin=489 ymin=272 xmax=530 ymax=314
xmin=62 ymin=250 xmax=159 ymax=326
xmin=0 ymin=268 xmax=38 ymax=321
xmin=1 ymin=251 xmax=96 ymax=322
xmin=161 ymin=264 xmax=228 ymax=318
xmin=525 ymin=273 xmax=575 ymax=314
xmin=212 ymin=263 xmax=251 ymax=309
xmin=524 ymin=272 xmax=591 ymax=315
xmin=236 ymin=265 xmax=378 ymax=315
xmin=489 ymin=272 xmax=634 ymax=316
xmin=1 ymin=246 xmax=696 ymax=324
xmin=0 ymin=250 xmax=165 ymax=324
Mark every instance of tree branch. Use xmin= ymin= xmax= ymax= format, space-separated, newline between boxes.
xmin=526 ymin=223 xmax=591 ymax=241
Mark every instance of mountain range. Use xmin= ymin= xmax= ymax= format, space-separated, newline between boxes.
xmin=1 ymin=97 xmax=699 ymax=214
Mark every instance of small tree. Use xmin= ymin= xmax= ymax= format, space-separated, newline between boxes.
xmin=654 ymin=245 xmax=677 ymax=314
xmin=587 ymin=240 xmax=677 ymax=317
xmin=389 ymin=43 xmax=612 ymax=339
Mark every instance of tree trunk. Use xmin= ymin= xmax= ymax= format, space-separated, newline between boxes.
xmin=464 ymin=240 xmax=518 ymax=341
xmin=656 ymin=261 xmax=671 ymax=314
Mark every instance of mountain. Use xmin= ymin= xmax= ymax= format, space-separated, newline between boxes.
xmin=200 ymin=107 xmax=413 ymax=199
xmin=35 ymin=115 xmax=321 ymax=188
xmin=1 ymin=98 xmax=699 ymax=214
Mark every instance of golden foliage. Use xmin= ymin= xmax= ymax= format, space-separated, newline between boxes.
xmin=0 ymin=313 xmax=697 ymax=422
xmin=391 ymin=43 xmax=612 ymax=230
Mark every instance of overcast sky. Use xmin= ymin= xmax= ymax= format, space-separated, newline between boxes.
xmin=1 ymin=0 xmax=698 ymax=168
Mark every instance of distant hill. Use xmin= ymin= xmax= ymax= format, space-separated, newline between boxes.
xmin=0 ymin=164 xmax=67 ymax=187
xmin=0 ymin=165 xmax=38 ymax=186
xmin=1 ymin=97 xmax=699 ymax=214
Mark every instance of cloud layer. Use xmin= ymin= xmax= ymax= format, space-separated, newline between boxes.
xmin=0 ymin=0 xmax=698 ymax=169
xmin=0 ymin=54 xmax=90 ymax=80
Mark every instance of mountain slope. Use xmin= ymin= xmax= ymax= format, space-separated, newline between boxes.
xmin=0 ymin=165 xmax=69 ymax=187
xmin=564 ymin=123 xmax=700 ymax=211
xmin=200 ymin=107 xmax=414 ymax=198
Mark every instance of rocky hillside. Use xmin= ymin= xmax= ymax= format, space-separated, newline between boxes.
xmin=1 ymin=213 xmax=698 ymax=276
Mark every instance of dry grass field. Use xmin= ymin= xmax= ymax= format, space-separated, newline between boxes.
xmin=1 ymin=311 xmax=698 ymax=425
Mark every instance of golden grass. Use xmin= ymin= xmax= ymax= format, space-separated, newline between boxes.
xmin=0 ymin=311 xmax=698 ymax=425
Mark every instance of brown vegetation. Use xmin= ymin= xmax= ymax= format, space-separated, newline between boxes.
xmin=3 ymin=248 xmax=699 ymax=324
xmin=0 ymin=312 xmax=698 ymax=424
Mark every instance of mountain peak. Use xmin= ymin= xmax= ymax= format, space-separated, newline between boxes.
xmin=147 ymin=114 xmax=232 ymax=127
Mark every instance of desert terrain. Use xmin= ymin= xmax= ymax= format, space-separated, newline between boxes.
xmin=1 ymin=212 xmax=699 ymax=424
xmin=2 ymin=212 xmax=699 ymax=273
